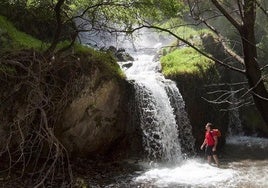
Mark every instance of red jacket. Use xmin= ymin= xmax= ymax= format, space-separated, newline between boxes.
xmin=205 ymin=131 xmax=216 ymax=146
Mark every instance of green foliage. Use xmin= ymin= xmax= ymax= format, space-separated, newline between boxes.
xmin=74 ymin=44 xmax=125 ymax=79
xmin=159 ymin=21 xmax=216 ymax=78
xmin=0 ymin=13 xmax=124 ymax=79
xmin=160 ymin=47 xmax=214 ymax=77
xmin=69 ymin=0 xmax=186 ymax=33
xmin=0 ymin=15 xmax=46 ymax=50
xmin=133 ymin=0 xmax=186 ymax=22
xmin=0 ymin=0 xmax=187 ymax=51
xmin=0 ymin=0 xmax=74 ymax=43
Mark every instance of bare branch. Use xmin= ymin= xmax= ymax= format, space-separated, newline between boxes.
xmin=126 ymin=24 xmax=246 ymax=74
xmin=256 ymin=0 xmax=268 ymax=17
xmin=196 ymin=16 xmax=244 ymax=65
xmin=191 ymin=1 xmax=244 ymax=65
xmin=237 ymin=0 xmax=244 ymax=19
xmin=204 ymin=81 xmax=248 ymax=87
xmin=45 ymin=0 xmax=66 ymax=55
xmin=261 ymin=64 xmax=268 ymax=71
xmin=241 ymin=76 xmax=265 ymax=98
xmin=211 ymin=0 xmax=242 ymax=31
xmin=252 ymin=91 xmax=268 ymax=101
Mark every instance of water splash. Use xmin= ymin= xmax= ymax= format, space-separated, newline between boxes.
xmin=133 ymin=136 xmax=268 ymax=188
xmin=135 ymin=159 xmax=237 ymax=187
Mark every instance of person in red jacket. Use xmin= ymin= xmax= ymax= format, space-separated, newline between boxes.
xmin=200 ymin=122 xmax=220 ymax=167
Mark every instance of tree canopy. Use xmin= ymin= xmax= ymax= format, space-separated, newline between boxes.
xmin=1 ymin=0 xmax=268 ymax=125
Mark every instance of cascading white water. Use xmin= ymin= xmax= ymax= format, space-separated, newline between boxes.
xmin=228 ymin=88 xmax=243 ymax=136
xmin=76 ymin=19 xmax=195 ymax=162
xmin=120 ymin=51 xmax=195 ymax=163
xmin=164 ymin=80 xmax=195 ymax=155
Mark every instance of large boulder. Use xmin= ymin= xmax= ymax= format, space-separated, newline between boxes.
xmin=57 ymin=68 xmax=142 ymax=158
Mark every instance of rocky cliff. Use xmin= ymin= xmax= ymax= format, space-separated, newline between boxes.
xmin=57 ymin=69 xmax=142 ymax=158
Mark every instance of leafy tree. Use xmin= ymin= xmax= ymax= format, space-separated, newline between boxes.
xmin=1 ymin=0 xmax=184 ymax=54
xmin=131 ymin=0 xmax=268 ymax=127
xmin=5 ymin=1 xmax=267 ymax=127
xmin=189 ymin=0 xmax=268 ymax=126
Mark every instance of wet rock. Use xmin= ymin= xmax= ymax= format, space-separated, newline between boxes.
xmin=116 ymin=51 xmax=134 ymax=62
xmin=103 ymin=46 xmax=134 ymax=62
xmin=121 ymin=62 xmax=133 ymax=69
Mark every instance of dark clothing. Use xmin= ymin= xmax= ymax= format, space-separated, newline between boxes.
xmin=205 ymin=145 xmax=217 ymax=156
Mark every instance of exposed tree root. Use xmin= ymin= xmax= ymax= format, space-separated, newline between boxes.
xmin=0 ymin=49 xmax=86 ymax=187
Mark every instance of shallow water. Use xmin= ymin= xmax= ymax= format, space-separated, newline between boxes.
xmin=132 ymin=158 xmax=268 ymax=188
xmin=84 ymin=136 xmax=268 ymax=188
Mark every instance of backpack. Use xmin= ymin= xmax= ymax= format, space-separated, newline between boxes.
xmin=212 ymin=129 xmax=221 ymax=137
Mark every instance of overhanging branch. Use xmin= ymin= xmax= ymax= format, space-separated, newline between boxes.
xmin=211 ymin=0 xmax=242 ymax=32
xmin=129 ymin=25 xmax=246 ymax=74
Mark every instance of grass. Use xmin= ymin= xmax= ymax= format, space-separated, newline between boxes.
xmin=0 ymin=15 xmax=124 ymax=79
xmin=159 ymin=22 xmax=216 ymax=78
xmin=89 ymin=49 xmax=125 ymax=79
xmin=0 ymin=15 xmax=46 ymax=50
xmin=160 ymin=47 xmax=214 ymax=77
xmin=74 ymin=44 xmax=125 ymax=79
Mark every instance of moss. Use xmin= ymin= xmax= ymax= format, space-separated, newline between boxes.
xmin=0 ymin=15 xmax=124 ymax=80
xmin=160 ymin=47 xmax=215 ymax=77
xmin=0 ymin=15 xmax=46 ymax=51
xmin=159 ymin=24 xmax=216 ymax=79
xmin=74 ymin=44 xmax=125 ymax=79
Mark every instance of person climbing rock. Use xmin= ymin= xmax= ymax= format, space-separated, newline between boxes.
xmin=200 ymin=122 xmax=220 ymax=167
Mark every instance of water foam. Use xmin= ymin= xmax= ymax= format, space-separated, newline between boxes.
xmin=135 ymin=159 xmax=237 ymax=187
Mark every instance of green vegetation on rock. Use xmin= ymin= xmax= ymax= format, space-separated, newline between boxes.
xmin=74 ymin=44 xmax=125 ymax=79
xmin=0 ymin=15 xmax=46 ymax=51
xmin=0 ymin=15 xmax=124 ymax=79
xmin=160 ymin=47 xmax=214 ymax=77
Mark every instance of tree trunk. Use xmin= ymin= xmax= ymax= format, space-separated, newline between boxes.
xmin=45 ymin=0 xmax=65 ymax=56
xmin=241 ymin=0 xmax=268 ymax=126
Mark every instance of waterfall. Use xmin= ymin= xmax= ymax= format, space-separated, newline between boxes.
xmin=228 ymin=88 xmax=243 ymax=136
xmin=120 ymin=52 xmax=195 ymax=163
xmin=165 ymin=81 xmax=195 ymax=155
xmin=77 ymin=21 xmax=195 ymax=162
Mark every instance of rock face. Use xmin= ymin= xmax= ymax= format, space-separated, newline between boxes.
xmin=57 ymin=69 xmax=142 ymax=158
xmin=169 ymin=73 xmax=229 ymax=151
xmin=60 ymin=79 xmax=121 ymax=154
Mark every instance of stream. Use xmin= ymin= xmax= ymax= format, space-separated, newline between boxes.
xmin=78 ymin=31 xmax=268 ymax=187
xmin=80 ymin=135 xmax=268 ymax=188
xmin=81 ymin=51 xmax=268 ymax=187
